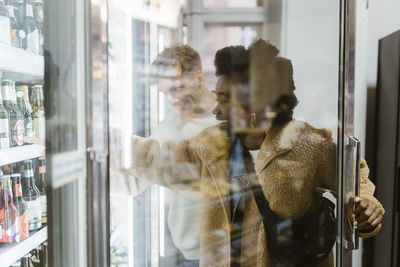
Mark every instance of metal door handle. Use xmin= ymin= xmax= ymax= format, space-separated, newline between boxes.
xmin=87 ymin=147 xmax=108 ymax=163
xmin=348 ymin=136 xmax=360 ymax=249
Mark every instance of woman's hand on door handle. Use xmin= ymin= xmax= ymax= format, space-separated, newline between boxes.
xmin=349 ymin=196 xmax=383 ymax=232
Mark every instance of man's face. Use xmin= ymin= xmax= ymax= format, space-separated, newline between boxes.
xmin=158 ymin=72 xmax=202 ymax=117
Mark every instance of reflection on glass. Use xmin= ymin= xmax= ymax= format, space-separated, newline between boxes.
xmin=108 ymin=1 xmax=385 ymax=266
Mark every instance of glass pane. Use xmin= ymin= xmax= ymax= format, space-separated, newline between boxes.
xmin=203 ymin=0 xmax=262 ymax=8
xmin=107 ymin=0 xmax=356 ymax=266
xmin=201 ymin=24 xmax=262 ymax=93
xmin=45 ymin=0 xmax=87 ymax=265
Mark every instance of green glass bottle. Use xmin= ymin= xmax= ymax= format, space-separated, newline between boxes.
xmin=1 ymin=79 xmax=24 ymax=147
xmin=10 ymin=81 xmax=24 ymax=146
xmin=0 ymin=81 xmax=10 ymax=149
xmin=16 ymin=86 xmax=34 ymax=138
xmin=32 ymin=85 xmax=44 ymax=140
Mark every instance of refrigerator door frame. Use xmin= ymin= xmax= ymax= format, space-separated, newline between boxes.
xmin=338 ymin=0 xmax=358 ymax=265
xmin=85 ymin=0 xmax=110 ymax=266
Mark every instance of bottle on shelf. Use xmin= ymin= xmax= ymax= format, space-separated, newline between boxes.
xmin=11 ymin=172 xmax=29 ymax=240
xmin=17 ymin=85 xmax=34 ymax=138
xmin=0 ymin=0 xmax=11 ymax=45
xmin=21 ymin=253 xmax=33 ymax=267
xmin=11 ymin=81 xmax=25 ymax=146
xmin=23 ymin=0 xmax=39 ymax=54
xmin=16 ymin=0 xmax=23 ymax=24
xmin=40 ymin=241 xmax=48 ymax=267
xmin=37 ymin=157 xmax=46 ymax=224
xmin=23 ymin=84 xmax=35 ymax=137
xmin=5 ymin=0 xmax=19 ymax=48
xmin=11 ymin=260 xmax=21 ymax=267
xmin=33 ymin=0 xmax=42 ymax=55
xmin=0 ymin=174 xmax=19 ymax=243
xmin=0 ymin=81 xmax=10 ymax=149
xmin=31 ymin=85 xmax=44 ymax=140
xmin=2 ymin=79 xmax=24 ymax=147
xmin=21 ymin=160 xmax=41 ymax=231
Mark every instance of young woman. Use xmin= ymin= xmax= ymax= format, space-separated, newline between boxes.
xmin=126 ymin=40 xmax=384 ymax=266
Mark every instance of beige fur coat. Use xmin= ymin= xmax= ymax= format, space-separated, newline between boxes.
xmin=127 ymin=120 xmax=384 ymax=266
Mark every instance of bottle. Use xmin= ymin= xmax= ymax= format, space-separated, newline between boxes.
xmin=21 ymin=253 xmax=32 ymax=267
xmin=21 ymin=160 xmax=41 ymax=230
xmin=40 ymin=241 xmax=48 ymax=267
xmin=5 ymin=0 xmax=19 ymax=48
xmin=2 ymin=80 xmax=24 ymax=147
xmin=37 ymin=157 xmax=46 ymax=224
xmin=33 ymin=0 xmax=42 ymax=54
xmin=23 ymin=0 xmax=38 ymax=54
xmin=33 ymin=0 xmax=41 ymax=24
xmin=10 ymin=260 xmax=21 ymax=267
xmin=17 ymin=86 xmax=34 ymax=138
xmin=0 ymin=174 xmax=19 ymax=243
xmin=0 ymin=81 xmax=10 ymax=149
xmin=11 ymin=173 xmax=29 ymax=240
xmin=0 ymin=0 xmax=11 ymax=45
xmin=23 ymin=85 xmax=35 ymax=136
xmin=10 ymin=81 xmax=25 ymax=146
xmin=32 ymin=85 xmax=44 ymax=140
xmin=31 ymin=246 xmax=41 ymax=266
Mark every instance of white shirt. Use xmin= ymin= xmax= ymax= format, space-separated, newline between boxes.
xmin=151 ymin=106 xmax=217 ymax=260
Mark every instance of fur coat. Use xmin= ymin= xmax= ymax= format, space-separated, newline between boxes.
xmin=127 ymin=120 xmax=384 ymax=266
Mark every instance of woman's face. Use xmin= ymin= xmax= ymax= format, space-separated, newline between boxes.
xmin=213 ymin=75 xmax=278 ymax=147
xmin=212 ymin=76 xmax=233 ymax=132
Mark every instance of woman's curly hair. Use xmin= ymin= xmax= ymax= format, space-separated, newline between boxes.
xmin=214 ymin=40 xmax=298 ymax=124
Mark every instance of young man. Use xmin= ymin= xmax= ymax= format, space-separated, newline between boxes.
xmin=150 ymin=45 xmax=216 ymax=267
xmin=111 ymin=45 xmax=216 ymax=266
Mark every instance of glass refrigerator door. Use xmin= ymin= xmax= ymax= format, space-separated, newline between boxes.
xmin=44 ymin=0 xmax=89 ymax=266
xmin=108 ymin=0 xmax=360 ymax=266
xmin=45 ymin=0 xmax=110 ymax=266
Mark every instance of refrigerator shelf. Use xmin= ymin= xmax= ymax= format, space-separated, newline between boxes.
xmin=0 ymin=226 xmax=47 ymax=267
xmin=0 ymin=144 xmax=45 ymax=166
xmin=0 ymin=43 xmax=44 ymax=82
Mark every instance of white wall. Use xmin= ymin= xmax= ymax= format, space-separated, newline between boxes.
xmin=354 ymin=0 xmax=400 ymax=266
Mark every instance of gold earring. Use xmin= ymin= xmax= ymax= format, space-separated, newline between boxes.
xmin=250 ymin=113 xmax=256 ymax=128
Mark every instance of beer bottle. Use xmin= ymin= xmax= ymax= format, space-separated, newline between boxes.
xmin=16 ymin=0 xmax=23 ymax=24
xmin=21 ymin=253 xmax=32 ymax=267
xmin=11 ymin=173 xmax=29 ymax=240
xmin=10 ymin=260 xmax=21 ymax=267
xmin=5 ymin=0 xmax=19 ymax=48
xmin=33 ymin=0 xmax=42 ymax=55
xmin=37 ymin=157 xmax=46 ymax=223
xmin=21 ymin=160 xmax=41 ymax=230
xmin=0 ymin=81 xmax=10 ymax=149
xmin=23 ymin=85 xmax=35 ymax=136
xmin=32 ymin=85 xmax=44 ymax=140
xmin=23 ymin=0 xmax=38 ymax=54
xmin=0 ymin=0 xmax=11 ymax=45
xmin=40 ymin=241 xmax=48 ymax=267
xmin=2 ymin=80 xmax=24 ymax=147
xmin=0 ymin=174 xmax=19 ymax=243
xmin=11 ymin=81 xmax=25 ymax=146
xmin=31 ymin=246 xmax=41 ymax=266
xmin=33 ymin=0 xmax=41 ymax=24
xmin=17 ymin=86 xmax=34 ymax=138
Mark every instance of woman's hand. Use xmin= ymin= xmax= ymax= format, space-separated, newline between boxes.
xmin=349 ymin=196 xmax=383 ymax=232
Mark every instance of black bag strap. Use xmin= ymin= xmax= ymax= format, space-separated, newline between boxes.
xmin=249 ymin=184 xmax=278 ymax=247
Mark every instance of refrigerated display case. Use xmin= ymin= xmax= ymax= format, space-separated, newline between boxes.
xmin=0 ymin=1 xmax=48 ymax=265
